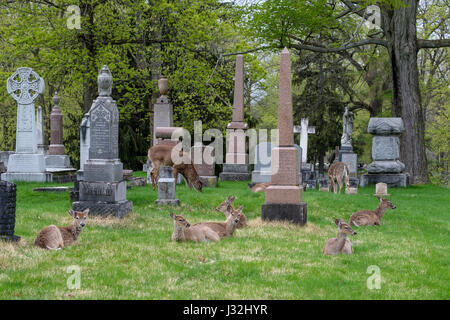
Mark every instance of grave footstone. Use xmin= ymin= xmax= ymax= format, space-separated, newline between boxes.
xmin=154 ymin=166 xmax=179 ymax=205
xmin=219 ymin=55 xmax=251 ymax=181
xmin=261 ymin=48 xmax=307 ymax=226
xmin=1 ymin=67 xmax=49 ymax=182
xmin=0 ymin=181 xmax=20 ymax=242
xmin=360 ymin=118 xmax=407 ymax=187
xmin=72 ymin=65 xmax=133 ymax=218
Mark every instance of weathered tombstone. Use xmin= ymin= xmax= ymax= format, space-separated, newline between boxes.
xmin=0 ymin=181 xmax=20 ymax=242
xmin=192 ymin=144 xmax=217 ymax=187
xmin=360 ymin=118 xmax=407 ymax=187
xmin=71 ymin=113 xmax=90 ymax=202
xmin=36 ymin=106 xmax=48 ymax=155
xmin=374 ymin=182 xmax=389 ymax=197
xmin=72 ymin=65 xmax=133 ymax=218
xmin=338 ymin=107 xmax=359 ymax=188
xmin=45 ymin=93 xmax=75 ymax=182
xmin=219 ymin=55 xmax=251 ymax=181
xmin=154 ymin=166 xmax=179 ymax=205
xmin=1 ymin=67 xmax=49 ymax=182
xmin=0 ymin=151 xmax=15 ymax=170
xmin=318 ymin=178 xmax=329 ymax=192
xmin=261 ymin=48 xmax=307 ymax=226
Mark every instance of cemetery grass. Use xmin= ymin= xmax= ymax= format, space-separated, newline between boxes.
xmin=0 ymin=177 xmax=449 ymax=300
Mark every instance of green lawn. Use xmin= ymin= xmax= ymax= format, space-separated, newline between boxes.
xmin=0 ymin=176 xmax=449 ymax=299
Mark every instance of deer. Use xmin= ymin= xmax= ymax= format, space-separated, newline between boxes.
xmin=148 ymin=144 xmax=202 ymax=192
xmin=215 ymin=196 xmax=247 ymax=229
xmin=349 ymin=197 xmax=396 ymax=226
xmin=323 ymin=218 xmax=357 ymax=255
xmin=170 ymin=212 xmax=220 ymax=242
xmin=328 ymin=161 xmax=350 ymax=194
xmin=34 ymin=209 xmax=89 ymax=250
xmin=194 ymin=205 xmax=243 ymax=238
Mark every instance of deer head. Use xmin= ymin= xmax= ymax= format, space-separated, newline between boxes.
xmin=228 ymin=205 xmax=243 ymax=228
xmin=377 ymin=197 xmax=396 ymax=209
xmin=335 ymin=218 xmax=357 ymax=236
xmin=170 ymin=212 xmax=191 ymax=230
xmin=215 ymin=196 xmax=235 ymax=216
xmin=68 ymin=209 xmax=88 ymax=228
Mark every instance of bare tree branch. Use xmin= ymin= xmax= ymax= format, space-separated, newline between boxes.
xmin=417 ymin=39 xmax=450 ymax=49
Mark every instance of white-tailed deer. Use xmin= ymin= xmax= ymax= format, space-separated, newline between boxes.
xmin=148 ymin=144 xmax=202 ymax=192
xmin=323 ymin=218 xmax=357 ymax=255
xmin=328 ymin=161 xmax=350 ymax=194
xmin=34 ymin=209 xmax=89 ymax=250
xmin=215 ymin=196 xmax=247 ymax=228
xmin=170 ymin=212 xmax=220 ymax=242
xmin=195 ymin=206 xmax=243 ymax=238
xmin=349 ymin=197 xmax=396 ymax=226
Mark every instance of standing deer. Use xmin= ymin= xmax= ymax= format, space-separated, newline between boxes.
xmin=148 ymin=144 xmax=202 ymax=192
xmin=323 ymin=218 xmax=357 ymax=255
xmin=215 ymin=196 xmax=247 ymax=228
xmin=349 ymin=197 xmax=396 ymax=226
xmin=195 ymin=206 xmax=243 ymax=238
xmin=34 ymin=209 xmax=89 ymax=250
xmin=328 ymin=161 xmax=350 ymax=194
xmin=170 ymin=212 xmax=220 ymax=242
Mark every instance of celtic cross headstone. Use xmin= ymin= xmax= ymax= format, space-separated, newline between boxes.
xmin=1 ymin=68 xmax=48 ymax=182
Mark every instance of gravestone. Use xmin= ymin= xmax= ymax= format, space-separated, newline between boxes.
xmin=192 ymin=144 xmax=217 ymax=187
xmin=71 ymin=113 xmax=90 ymax=202
xmin=294 ymin=120 xmax=316 ymax=186
xmin=154 ymin=166 xmax=179 ymax=205
xmin=36 ymin=106 xmax=48 ymax=155
xmin=0 ymin=181 xmax=20 ymax=242
xmin=1 ymin=67 xmax=49 ymax=182
xmin=360 ymin=118 xmax=407 ymax=187
xmin=375 ymin=182 xmax=389 ymax=197
xmin=72 ymin=65 xmax=133 ymax=218
xmin=338 ymin=107 xmax=359 ymax=188
xmin=261 ymin=48 xmax=307 ymax=226
xmin=0 ymin=151 xmax=14 ymax=169
xmin=219 ymin=55 xmax=251 ymax=181
xmin=318 ymin=178 xmax=329 ymax=192
xmin=44 ymin=93 xmax=75 ymax=181
xmin=153 ymin=76 xmax=173 ymax=146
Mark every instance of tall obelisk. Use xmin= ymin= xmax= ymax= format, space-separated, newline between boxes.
xmin=261 ymin=48 xmax=307 ymax=225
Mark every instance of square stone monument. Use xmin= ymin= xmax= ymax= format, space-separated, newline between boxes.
xmin=261 ymin=48 xmax=307 ymax=226
xmin=72 ymin=65 xmax=132 ymax=218
xmin=1 ymin=67 xmax=49 ymax=182
xmin=360 ymin=118 xmax=407 ymax=187
xmin=154 ymin=166 xmax=180 ymax=205
xmin=219 ymin=55 xmax=251 ymax=181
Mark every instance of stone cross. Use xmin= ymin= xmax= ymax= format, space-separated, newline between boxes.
xmin=7 ymin=67 xmax=45 ymax=153
xmin=293 ymin=118 xmax=315 ymax=163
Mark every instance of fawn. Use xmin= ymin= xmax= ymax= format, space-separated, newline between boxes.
xmin=34 ymin=209 xmax=89 ymax=250
xmin=215 ymin=196 xmax=247 ymax=228
xmin=349 ymin=197 xmax=396 ymax=226
xmin=323 ymin=218 xmax=357 ymax=255
xmin=170 ymin=212 xmax=220 ymax=242
xmin=195 ymin=205 xmax=243 ymax=238
xmin=328 ymin=161 xmax=350 ymax=194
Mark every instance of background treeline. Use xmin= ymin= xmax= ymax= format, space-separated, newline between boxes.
xmin=0 ymin=0 xmax=448 ymax=185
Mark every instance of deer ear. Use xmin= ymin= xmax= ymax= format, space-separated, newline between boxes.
xmin=83 ymin=208 xmax=89 ymax=215
xmin=69 ymin=210 xmax=76 ymax=217
xmin=170 ymin=212 xmax=176 ymax=220
xmin=334 ymin=218 xmax=341 ymax=226
xmin=237 ymin=205 xmax=244 ymax=212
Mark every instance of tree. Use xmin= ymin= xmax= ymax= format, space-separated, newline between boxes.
xmin=247 ymin=0 xmax=450 ymax=184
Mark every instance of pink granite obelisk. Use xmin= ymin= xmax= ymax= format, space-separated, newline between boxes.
xmin=219 ymin=54 xmax=251 ymax=181
xmin=48 ymin=93 xmax=65 ymax=155
xmin=261 ymin=48 xmax=307 ymax=225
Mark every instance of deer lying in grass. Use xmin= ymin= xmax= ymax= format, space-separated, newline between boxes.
xmin=148 ymin=144 xmax=202 ymax=192
xmin=170 ymin=212 xmax=220 ymax=242
xmin=34 ymin=209 xmax=89 ymax=250
xmin=215 ymin=196 xmax=247 ymax=228
xmin=349 ymin=197 xmax=396 ymax=226
xmin=195 ymin=205 xmax=243 ymax=238
xmin=328 ymin=161 xmax=350 ymax=194
xmin=323 ymin=218 xmax=357 ymax=255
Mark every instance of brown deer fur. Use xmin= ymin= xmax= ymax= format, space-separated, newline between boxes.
xmin=328 ymin=162 xmax=350 ymax=194
xmin=323 ymin=218 xmax=357 ymax=255
xmin=215 ymin=196 xmax=247 ymax=228
xmin=170 ymin=213 xmax=220 ymax=242
xmin=195 ymin=206 xmax=243 ymax=238
xmin=34 ymin=209 xmax=89 ymax=250
xmin=148 ymin=144 xmax=202 ymax=192
xmin=349 ymin=198 xmax=396 ymax=226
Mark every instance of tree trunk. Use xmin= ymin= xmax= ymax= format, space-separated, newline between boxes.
xmin=382 ymin=0 xmax=429 ymax=184
xmin=80 ymin=2 xmax=96 ymax=113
